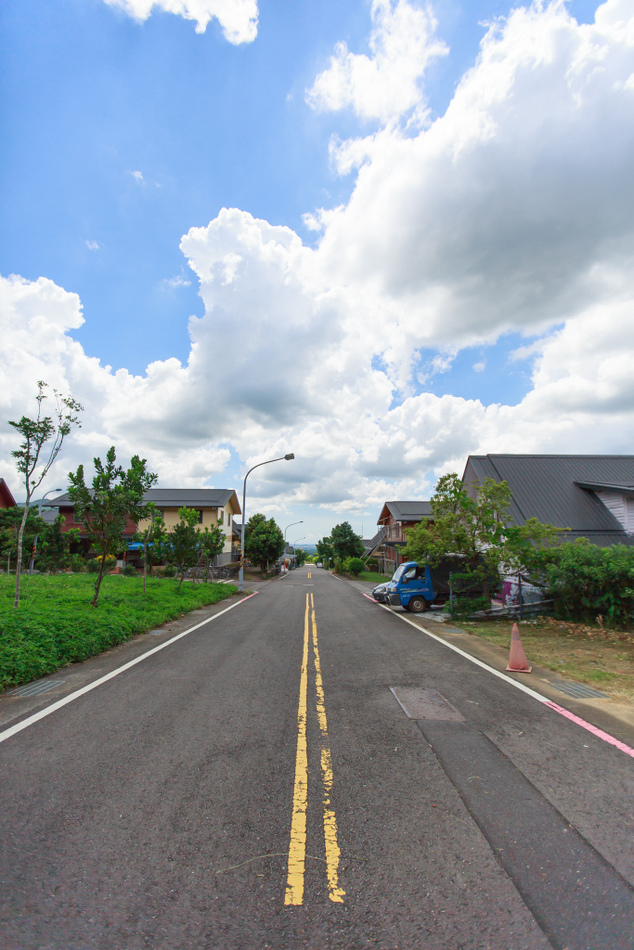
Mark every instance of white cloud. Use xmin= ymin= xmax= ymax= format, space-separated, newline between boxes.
xmin=307 ymin=0 xmax=447 ymax=125
xmin=85 ymin=240 xmax=100 ymax=251
xmin=103 ymin=0 xmax=258 ymax=42
xmin=161 ymin=274 xmax=192 ymax=289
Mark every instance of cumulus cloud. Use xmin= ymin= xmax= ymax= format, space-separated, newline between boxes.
xmin=307 ymin=0 xmax=448 ymax=125
xmin=3 ymin=0 xmax=634 ymax=525
xmin=103 ymin=0 xmax=258 ymax=41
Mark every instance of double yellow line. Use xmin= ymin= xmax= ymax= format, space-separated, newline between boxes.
xmin=285 ymin=593 xmax=345 ymax=906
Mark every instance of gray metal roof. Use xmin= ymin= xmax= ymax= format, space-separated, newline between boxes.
xmin=51 ymin=488 xmax=240 ymax=511
xmin=462 ymin=455 xmax=634 ymax=543
xmin=381 ymin=501 xmax=432 ymax=522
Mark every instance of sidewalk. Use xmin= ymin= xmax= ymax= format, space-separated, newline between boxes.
xmin=349 ymin=577 xmax=634 ymax=745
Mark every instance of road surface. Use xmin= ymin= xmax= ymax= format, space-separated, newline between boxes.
xmin=1 ymin=566 xmax=632 ymax=949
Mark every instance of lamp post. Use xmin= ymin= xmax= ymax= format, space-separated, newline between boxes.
xmin=291 ymin=536 xmax=306 ymax=552
xmin=284 ymin=520 xmax=303 ymax=552
xmin=29 ymin=488 xmax=62 ymax=574
xmin=239 ymin=453 xmax=295 ymax=592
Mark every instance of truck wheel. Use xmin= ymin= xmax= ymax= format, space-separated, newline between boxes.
xmin=408 ymin=596 xmax=428 ymax=613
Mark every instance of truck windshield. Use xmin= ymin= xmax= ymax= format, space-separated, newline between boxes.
xmin=392 ymin=564 xmax=408 ymax=583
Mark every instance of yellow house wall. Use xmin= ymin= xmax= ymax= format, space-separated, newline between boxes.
xmin=138 ymin=503 xmax=237 ymax=555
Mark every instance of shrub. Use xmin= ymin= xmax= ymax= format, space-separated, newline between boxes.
xmin=122 ymin=564 xmax=137 ymax=577
xmin=347 ymin=557 xmax=365 ymax=577
xmin=87 ymin=559 xmax=100 ymax=573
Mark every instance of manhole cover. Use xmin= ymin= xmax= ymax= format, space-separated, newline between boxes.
xmin=554 ymin=681 xmax=608 ymax=699
xmin=11 ymin=680 xmax=66 ymax=698
xmin=390 ymin=687 xmax=465 ymax=721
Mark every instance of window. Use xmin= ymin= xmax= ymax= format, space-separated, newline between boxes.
xmin=195 ymin=509 xmax=203 ymax=524
xmin=218 ymin=509 xmax=224 ymax=524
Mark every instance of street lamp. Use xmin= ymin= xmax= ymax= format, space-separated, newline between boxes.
xmin=284 ymin=520 xmax=303 ymax=551
xmin=291 ymin=536 xmax=306 ymax=552
xmin=29 ymin=488 xmax=62 ymax=574
xmin=239 ymin=454 xmax=295 ymax=592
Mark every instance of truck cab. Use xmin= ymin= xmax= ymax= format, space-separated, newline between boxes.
xmin=371 ymin=561 xmax=436 ymax=613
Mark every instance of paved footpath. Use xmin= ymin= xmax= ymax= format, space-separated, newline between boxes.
xmin=0 ymin=567 xmax=632 ymax=949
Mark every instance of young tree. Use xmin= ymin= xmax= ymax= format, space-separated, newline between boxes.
xmin=244 ymin=513 xmax=284 ymax=574
xmin=38 ymin=515 xmax=80 ymax=573
xmin=0 ymin=506 xmax=45 ymax=575
xmin=9 ymin=381 xmax=82 ymax=606
xmin=168 ymin=507 xmax=203 ymax=589
xmin=68 ymin=447 xmax=158 ymax=606
xmin=404 ymin=473 xmax=560 ymax=600
xmin=199 ymin=523 xmax=226 ymax=581
xmin=329 ymin=522 xmax=364 ymax=561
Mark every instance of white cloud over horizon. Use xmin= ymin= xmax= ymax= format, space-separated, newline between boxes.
xmin=2 ymin=0 xmax=634 ymax=532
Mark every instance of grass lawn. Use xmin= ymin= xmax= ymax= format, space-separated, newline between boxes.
xmin=347 ymin=571 xmax=387 ymax=584
xmin=459 ymin=616 xmax=634 ymax=704
xmin=0 ymin=573 xmax=239 ymax=689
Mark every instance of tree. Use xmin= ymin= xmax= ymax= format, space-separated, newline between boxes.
xmin=329 ymin=522 xmax=364 ymax=561
xmin=244 ymin=513 xmax=284 ymax=573
xmin=0 ymin=506 xmax=45 ymax=574
xmin=9 ymin=381 xmax=82 ymax=606
xmin=68 ymin=447 xmax=158 ymax=606
xmin=38 ymin=515 xmax=80 ymax=573
xmin=403 ymin=473 xmax=561 ymax=601
xmin=294 ymin=547 xmax=308 ymax=567
xmin=199 ymin=523 xmax=226 ymax=581
xmin=316 ymin=537 xmax=334 ymax=568
xmin=168 ymin=507 xmax=203 ymax=589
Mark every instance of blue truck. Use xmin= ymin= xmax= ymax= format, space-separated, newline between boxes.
xmin=371 ymin=561 xmax=438 ymax=613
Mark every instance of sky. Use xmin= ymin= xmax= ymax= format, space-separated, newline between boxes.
xmin=1 ymin=0 xmax=633 ymax=546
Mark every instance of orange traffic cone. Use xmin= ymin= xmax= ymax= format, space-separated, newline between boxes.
xmin=506 ymin=622 xmax=532 ymax=673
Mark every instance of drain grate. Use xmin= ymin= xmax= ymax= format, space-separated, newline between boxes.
xmin=553 ymin=680 xmax=608 ymax=699
xmin=11 ymin=679 xmax=66 ymax=698
xmin=390 ymin=687 xmax=465 ymax=722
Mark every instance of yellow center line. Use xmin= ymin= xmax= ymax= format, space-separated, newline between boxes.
xmin=284 ymin=595 xmax=310 ymax=906
xmin=311 ymin=596 xmax=345 ymax=903
xmin=285 ymin=593 xmax=345 ymax=906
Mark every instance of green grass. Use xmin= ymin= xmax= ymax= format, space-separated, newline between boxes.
xmin=347 ymin=571 xmax=388 ymax=583
xmin=0 ymin=573 xmax=239 ymax=689
xmin=459 ymin=617 xmax=634 ymax=704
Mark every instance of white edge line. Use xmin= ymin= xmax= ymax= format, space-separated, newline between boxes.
xmin=0 ymin=592 xmax=259 ymax=745
xmin=368 ymin=597 xmax=634 ymax=757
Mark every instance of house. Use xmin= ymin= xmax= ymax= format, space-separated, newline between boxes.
xmin=462 ymin=455 xmax=634 ymax=546
xmin=50 ymin=488 xmax=241 ymax=564
xmin=0 ymin=479 xmax=16 ymax=509
xmin=370 ymin=501 xmax=433 ymax=572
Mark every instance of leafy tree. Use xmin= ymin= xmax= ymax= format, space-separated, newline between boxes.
xmin=168 ymin=507 xmax=203 ymax=589
xmin=200 ymin=523 xmax=226 ymax=581
xmin=0 ymin=506 xmax=45 ymax=574
xmin=68 ymin=447 xmax=158 ymax=606
xmin=38 ymin=515 xmax=80 ymax=573
xmin=8 ymin=381 xmax=82 ymax=606
xmin=316 ymin=537 xmax=334 ymax=568
xmin=244 ymin=513 xmax=284 ymax=573
xmin=294 ymin=547 xmax=308 ymax=567
xmin=403 ymin=473 xmax=560 ymax=600
xmin=329 ymin=522 xmax=364 ymax=561
xmin=132 ymin=504 xmax=169 ymax=593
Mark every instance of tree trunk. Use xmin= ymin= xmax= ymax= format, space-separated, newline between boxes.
xmin=91 ymin=560 xmax=107 ymax=607
xmin=13 ymin=502 xmax=30 ymax=608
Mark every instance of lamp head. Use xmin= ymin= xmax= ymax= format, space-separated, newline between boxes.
xmin=285 ymin=453 xmax=295 ymax=460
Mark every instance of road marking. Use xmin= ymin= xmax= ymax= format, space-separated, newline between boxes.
xmin=285 ymin=593 xmax=345 ymax=905
xmin=371 ymin=600 xmax=634 ymax=759
xmin=0 ymin=593 xmax=259 ymax=746
xmin=311 ymin=595 xmax=345 ymax=903
xmin=284 ymin=596 xmax=310 ymax=906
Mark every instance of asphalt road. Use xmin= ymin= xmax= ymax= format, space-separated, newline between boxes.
xmin=1 ymin=566 xmax=632 ymax=950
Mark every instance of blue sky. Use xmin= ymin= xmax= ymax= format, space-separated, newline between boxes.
xmin=1 ymin=0 xmax=633 ymax=544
